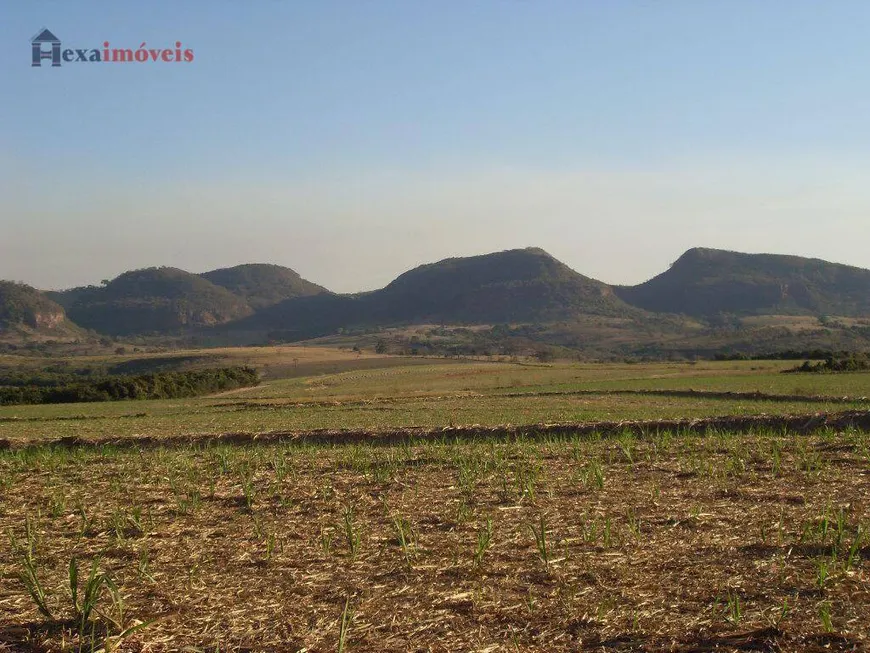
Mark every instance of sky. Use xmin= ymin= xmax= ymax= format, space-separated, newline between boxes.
xmin=2 ymin=1 xmax=869 ymax=293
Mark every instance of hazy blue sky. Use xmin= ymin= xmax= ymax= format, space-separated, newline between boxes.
xmin=2 ymin=1 xmax=869 ymax=292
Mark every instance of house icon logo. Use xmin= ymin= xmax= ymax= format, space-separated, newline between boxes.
xmin=32 ymin=28 xmax=61 ymax=67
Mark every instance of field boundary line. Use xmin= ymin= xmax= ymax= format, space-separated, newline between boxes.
xmin=498 ymin=388 xmax=869 ymax=404
xmin=210 ymin=388 xmax=868 ymax=412
xmin=2 ymin=409 xmax=869 ymax=451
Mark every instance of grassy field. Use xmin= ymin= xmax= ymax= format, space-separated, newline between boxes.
xmin=1 ymin=353 xmax=869 ymax=651
xmin=1 ymin=358 xmax=869 ymax=444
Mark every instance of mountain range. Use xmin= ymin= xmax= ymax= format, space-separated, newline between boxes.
xmin=4 ymin=247 xmax=870 ymax=355
xmin=46 ymin=264 xmax=327 ymax=336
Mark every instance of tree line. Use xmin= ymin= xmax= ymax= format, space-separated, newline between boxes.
xmin=0 ymin=367 xmax=259 ymax=405
xmin=714 ymin=349 xmax=863 ymax=361
xmin=784 ymin=355 xmax=870 ymax=374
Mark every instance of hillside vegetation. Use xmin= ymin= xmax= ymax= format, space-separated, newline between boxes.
xmin=0 ymin=282 xmax=77 ymax=340
xmin=616 ymin=247 xmax=870 ymax=317
xmin=57 ymin=267 xmax=253 ymax=336
xmin=200 ymin=263 xmax=327 ymax=309
xmin=246 ymin=248 xmax=642 ymax=339
xmin=372 ymin=247 xmax=636 ymax=322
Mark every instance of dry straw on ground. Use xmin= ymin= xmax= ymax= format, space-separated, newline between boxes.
xmin=1 ymin=420 xmax=869 ymax=651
